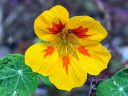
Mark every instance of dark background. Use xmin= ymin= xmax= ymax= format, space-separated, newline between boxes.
xmin=0 ymin=0 xmax=128 ymax=96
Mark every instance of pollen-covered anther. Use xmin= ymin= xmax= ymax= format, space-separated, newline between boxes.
xmin=43 ymin=46 xmax=54 ymax=57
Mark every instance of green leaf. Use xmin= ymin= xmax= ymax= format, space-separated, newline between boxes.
xmin=0 ymin=56 xmax=11 ymax=70
xmin=96 ymin=78 xmax=128 ymax=96
xmin=39 ymin=75 xmax=52 ymax=86
xmin=34 ymin=38 xmax=48 ymax=44
xmin=114 ymin=68 xmax=128 ymax=78
xmin=0 ymin=54 xmax=38 ymax=96
xmin=96 ymin=68 xmax=128 ymax=96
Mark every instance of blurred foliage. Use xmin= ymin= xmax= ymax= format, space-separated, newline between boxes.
xmin=109 ymin=59 xmax=122 ymax=73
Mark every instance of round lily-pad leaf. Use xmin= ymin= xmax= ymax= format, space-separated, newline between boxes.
xmin=0 ymin=54 xmax=38 ymax=96
xmin=96 ymin=78 xmax=128 ymax=96
xmin=0 ymin=56 xmax=11 ymax=70
xmin=114 ymin=68 xmax=128 ymax=78
xmin=96 ymin=68 xmax=128 ymax=96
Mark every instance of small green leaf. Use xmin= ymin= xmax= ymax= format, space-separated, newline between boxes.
xmin=39 ymin=75 xmax=52 ymax=86
xmin=0 ymin=54 xmax=38 ymax=96
xmin=34 ymin=38 xmax=48 ymax=44
xmin=96 ymin=68 xmax=128 ymax=96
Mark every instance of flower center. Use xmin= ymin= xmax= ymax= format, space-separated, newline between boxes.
xmin=48 ymin=20 xmax=90 ymax=56
xmin=54 ymin=29 xmax=80 ymax=57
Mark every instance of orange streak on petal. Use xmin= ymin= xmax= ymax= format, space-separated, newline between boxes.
xmin=78 ymin=46 xmax=90 ymax=56
xmin=71 ymin=26 xmax=89 ymax=38
xmin=43 ymin=46 xmax=54 ymax=57
xmin=48 ymin=20 xmax=65 ymax=34
xmin=62 ymin=56 xmax=70 ymax=74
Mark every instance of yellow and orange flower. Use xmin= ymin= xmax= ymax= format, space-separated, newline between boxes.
xmin=25 ymin=5 xmax=111 ymax=91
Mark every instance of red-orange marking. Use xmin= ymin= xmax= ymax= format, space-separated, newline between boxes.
xmin=43 ymin=46 xmax=54 ymax=57
xmin=71 ymin=26 xmax=89 ymax=38
xmin=62 ymin=56 xmax=70 ymax=74
xmin=78 ymin=46 xmax=90 ymax=56
xmin=48 ymin=20 xmax=65 ymax=34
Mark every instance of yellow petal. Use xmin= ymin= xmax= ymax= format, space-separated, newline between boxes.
xmin=25 ymin=43 xmax=59 ymax=76
xmin=49 ymin=56 xmax=87 ymax=91
xmin=34 ymin=5 xmax=69 ymax=41
xmin=68 ymin=16 xmax=108 ymax=46
xmin=77 ymin=44 xmax=111 ymax=75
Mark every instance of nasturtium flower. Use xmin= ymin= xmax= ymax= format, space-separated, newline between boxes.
xmin=25 ymin=5 xmax=111 ymax=91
